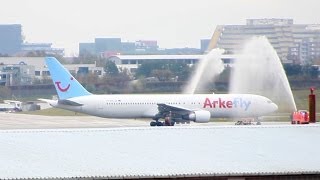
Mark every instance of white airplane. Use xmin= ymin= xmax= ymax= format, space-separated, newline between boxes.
xmin=41 ymin=57 xmax=278 ymax=126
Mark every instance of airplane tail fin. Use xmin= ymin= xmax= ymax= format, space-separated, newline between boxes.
xmin=45 ymin=57 xmax=92 ymax=100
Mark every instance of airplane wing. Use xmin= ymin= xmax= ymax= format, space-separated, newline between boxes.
xmin=58 ymin=99 xmax=83 ymax=106
xmin=157 ymin=103 xmax=192 ymax=114
xmin=154 ymin=103 xmax=211 ymax=125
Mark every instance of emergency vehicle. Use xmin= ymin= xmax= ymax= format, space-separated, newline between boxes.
xmin=291 ymin=110 xmax=310 ymax=124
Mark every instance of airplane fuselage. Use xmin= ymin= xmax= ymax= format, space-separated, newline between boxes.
xmin=43 ymin=57 xmax=279 ymax=126
xmin=53 ymin=94 xmax=277 ymax=119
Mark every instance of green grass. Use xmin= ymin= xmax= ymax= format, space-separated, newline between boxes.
xmin=292 ymin=89 xmax=319 ymax=111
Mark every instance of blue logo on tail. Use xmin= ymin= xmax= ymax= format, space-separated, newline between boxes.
xmin=45 ymin=57 xmax=92 ymax=100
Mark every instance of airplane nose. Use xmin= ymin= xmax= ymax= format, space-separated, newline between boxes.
xmin=266 ymin=98 xmax=278 ymax=112
xmin=271 ymin=102 xmax=278 ymax=112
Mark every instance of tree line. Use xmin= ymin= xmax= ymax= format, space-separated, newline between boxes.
xmin=283 ymin=64 xmax=319 ymax=79
xmin=2 ymin=51 xmax=319 ymax=94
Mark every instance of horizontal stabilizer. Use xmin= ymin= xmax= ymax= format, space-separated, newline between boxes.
xmin=58 ymin=99 xmax=83 ymax=106
xmin=38 ymin=98 xmax=58 ymax=107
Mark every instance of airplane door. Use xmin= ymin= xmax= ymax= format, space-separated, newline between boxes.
xmin=97 ymin=102 xmax=104 ymax=111
xmin=96 ymin=101 xmax=104 ymax=116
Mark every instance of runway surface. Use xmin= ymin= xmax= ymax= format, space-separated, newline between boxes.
xmin=1 ymin=112 xmax=319 ymax=179
xmin=0 ymin=113 xmax=149 ymax=129
xmin=1 ymin=124 xmax=320 ymax=179
xmin=0 ymin=112 xmax=290 ymax=129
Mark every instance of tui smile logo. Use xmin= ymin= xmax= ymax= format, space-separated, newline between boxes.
xmin=55 ymin=77 xmax=73 ymax=92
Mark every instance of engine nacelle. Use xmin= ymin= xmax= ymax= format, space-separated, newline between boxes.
xmin=185 ymin=110 xmax=211 ymax=123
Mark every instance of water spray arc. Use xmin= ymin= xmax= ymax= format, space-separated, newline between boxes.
xmin=229 ymin=36 xmax=297 ymax=112
xmin=183 ymin=49 xmax=225 ymax=94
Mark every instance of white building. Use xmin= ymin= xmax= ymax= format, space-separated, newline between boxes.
xmin=208 ymin=18 xmax=320 ymax=63
xmin=21 ymin=43 xmax=65 ymax=56
xmin=0 ymin=57 xmax=104 ymax=85
xmin=107 ymin=54 xmax=236 ymax=74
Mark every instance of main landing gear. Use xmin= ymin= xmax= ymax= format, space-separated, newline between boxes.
xmin=150 ymin=120 xmax=175 ymax=126
xmin=150 ymin=121 xmax=164 ymax=126
xmin=150 ymin=116 xmax=176 ymax=126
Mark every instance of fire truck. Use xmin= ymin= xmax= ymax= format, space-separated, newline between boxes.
xmin=291 ymin=110 xmax=310 ymax=124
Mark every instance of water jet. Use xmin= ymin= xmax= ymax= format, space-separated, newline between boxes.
xmin=183 ymin=48 xmax=225 ymax=94
xmin=229 ymin=36 xmax=297 ymax=112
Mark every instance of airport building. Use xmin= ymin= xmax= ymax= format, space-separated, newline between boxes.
xmin=1 ymin=53 xmax=235 ymax=85
xmin=21 ymin=43 xmax=65 ymax=56
xmin=0 ymin=63 xmax=35 ymax=86
xmin=107 ymin=54 xmax=236 ymax=74
xmin=208 ymin=18 xmax=320 ymax=64
xmin=0 ymin=57 xmax=103 ymax=86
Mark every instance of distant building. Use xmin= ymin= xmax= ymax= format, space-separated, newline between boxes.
xmin=21 ymin=43 xmax=64 ymax=56
xmin=0 ymin=63 xmax=35 ymax=86
xmin=0 ymin=24 xmax=22 ymax=55
xmin=79 ymin=43 xmax=95 ymax=56
xmin=0 ymin=57 xmax=104 ymax=86
xmin=200 ymin=39 xmax=210 ymax=53
xmin=288 ymin=33 xmax=320 ymax=64
xmin=107 ymin=54 xmax=236 ymax=74
xmin=79 ymin=37 xmax=207 ymax=56
xmin=0 ymin=24 xmax=64 ymax=56
xmin=79 ymin=38 xmax=182 ymax=57
xmin=135 ymin=40 xmax=158 ymax=51
xmin=208 ymin=18 xmax=320 ymax=64
xmin=95 ymin=38 xmax=122 ymax=54
xmin=63 ymin=64 xmax=104 ymax=77
xmin=79 ymin=36 xmax=210 ymax=56
xmin=121 ymin=42 xmax=136 ymax=53
xmin=158 ymin=48 xmax=202 ymax=55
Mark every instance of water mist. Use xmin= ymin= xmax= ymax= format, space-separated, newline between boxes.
xmin=229 ymin=36 xmax=297 ymax=112
xmin=184 ymin=49 xmax=225 ymax=94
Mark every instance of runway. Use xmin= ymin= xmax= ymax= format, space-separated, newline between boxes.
xmin=1 ymin=124 xmax=320 ymax=179
xmin=0 ymin=112 xmax=290 ymax=129
xmin=0 ymin=113 xmax=148 ymax=129
xmin=1 ymin=112 xmax=320 ymax=179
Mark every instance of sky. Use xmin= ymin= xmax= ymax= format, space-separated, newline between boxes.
xmin=0 ymin=0 xmax=319 ymax=56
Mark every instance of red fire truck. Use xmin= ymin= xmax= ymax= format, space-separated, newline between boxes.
xmin=291 ymin=110 xmax=310 ymax=124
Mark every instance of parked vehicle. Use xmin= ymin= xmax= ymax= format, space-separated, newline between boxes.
xmin=291 ymin=110 xmax=309 ymax=124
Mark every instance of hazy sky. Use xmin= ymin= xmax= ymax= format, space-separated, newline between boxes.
xmin=0 ymin=0 xmax=319 ymax=55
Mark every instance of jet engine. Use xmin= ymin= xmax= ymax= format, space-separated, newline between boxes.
xmin=184 ymin=110 xmax=211 ymax=123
